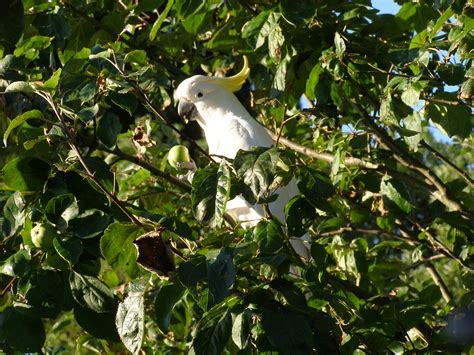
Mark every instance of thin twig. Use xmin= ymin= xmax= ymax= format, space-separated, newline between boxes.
xmin=270 ymin=132 xmax=380 ymax=169
xmin=404 ymin=254 xmax=445 ymax=270
xmin=103 ymin=55 xmax=216 ymax=163
xmin=352 ymin=101 xmax=473 ymax=219
xmin=98 ymin=145 xmax=192 ymax=192
xmin=96 ymin=145 xmax=237 ymax=228
xmin=316 ymin=226 xmax=417 ymax=245
xmin=39 ymin=92 xmax=144 ymax=227
xmin=421 ymin=141 xmax=474 ymax=187
xmin=397 ymin=218 xmax=474 ymax=273
xmin=425 ymin=262 xmax=452 ymax=303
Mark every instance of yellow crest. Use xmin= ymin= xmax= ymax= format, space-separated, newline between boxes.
xmin=205 ymin=56 xmax=249 ymax=92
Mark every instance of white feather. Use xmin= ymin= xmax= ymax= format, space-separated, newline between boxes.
xmin=175 ymin=75 xmax=311 ymax=260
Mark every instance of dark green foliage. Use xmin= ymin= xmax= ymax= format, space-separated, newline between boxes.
xmin=0 ymin=0 xmax=473 ymax=353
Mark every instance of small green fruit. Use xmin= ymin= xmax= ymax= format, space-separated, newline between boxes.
xmin=168 ymin=145 xmax=191 ymax=169
xmin=31 ymin=222 xmax=57 ymax=251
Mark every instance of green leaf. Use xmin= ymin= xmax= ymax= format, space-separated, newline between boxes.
xmin=334 ymin=32 xmax=346 ymax=58
xmin=437 ymin=63 xmax=465 ymax=86
xmin=182 ymin=8 xmax=208 ymax=34
xmin=425 ymin=92 xmax=472 ymax=138
xmin=110 ymin=93 xmax=138 ymax=116
xmin=0 ymin=306 xmax=45 ymax=352
xmin=380 ymin=176 xmax=414 ymax=214
xmin=53 ymin=237 xmax=83 ymax=266
xmin=234 ymin=148 xmax=288 ymax=202
xmin=305 ymin=63 xmax=323 ymax=100
xmin=272 ymin=55 xmax=288 ymax=96
xmin=2 ymin=156 xmax=49 ymax=192
xmin=116 ymin=278 xmax=147 ymax=355
xmin=0 ymin=54 xmax=16 ymax=75
xmin=23 ymin=135 xmax=47 ymax=150
xmin=44 ymin=68 xmax=62 ymax=92
xmin=149 ymin=0 xmax=174 ymax=41
xmin=154 ymin=281 xmax=185 ymax=332
xmin=207 ymin=248 xmax=235 ymax=309
xmin=401 ymin=83 xmax=421 ymax=106
xmin=124 ymin=50 xmax=148 ymax=65
xmin=175 ymin=0 xmax=205 ymax=18
xmin=4 ymin=81 xmax=35 ymax=93
xmin=77 ymin=104 xmax=99 ymax=122
xmin=242 ymin=11 xmax=270 ymax=42
xmin=330 ymin=147 xmax=344 ymax=179
xmin=231 ymin=309 xmax=251 ymax=350
xmin=14 ymin=35 xmax=52 ymax=58
xmin=268 ymin=23 xmax=284 ymax=61
xmin=430 ymin=6 xmax=453 ymax=40
xmin=178 ymin=255 xmax=207 ymax=287
xmin=2 ymin=191 xmax=26 ymax=238
xmin=297 ymin=167 xmax=334 ymax=202
xmin=253 ymin=220 xmax=285 ymax=254
xmin=0 ymin=249 xmax=31 ymax=277
xmin=97 ymin=111 xmax=122 ymax=147
xmin=24 ymin=269 xmax=74 ymax=318
xmin=69 ymin=271 xmax=116 ymax=313
xmin=81 ymin=157 xmax=115 ymax=193
xmin=402 ymin=112 xmax=422 ymax=151
xmin=191 ymin=305 xmax=232 ymax=355
xmin=261 ymin=303 xmax=313 ymax=352
xmin=256 ymin=12 xmax=281 ymax=50
xmin=286 ymin=196 xmax=317 ymax=237
xmin=279 ymin=0 xmax=316 ymax=26
xmin=191 ymin=161 xmax=231 ymax=227
xmin=69 ymin=209 xmax=111 ymax=239
xmin=100 ymin=222 xmax=143 ymax=277
xmin=460 ymin=79 xmax=473 ymax=101
xmin=79 ymin=81 xmax=97 ymax=103
xmin=3 ymin=109 xmax=42 ymax=146
xmin=74 ymin=304 xmax=120 ymax=341
xmin=45 ymin=193 xmax=79 ymax=230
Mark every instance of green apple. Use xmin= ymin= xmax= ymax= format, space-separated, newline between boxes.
xmin=168 ymin=145 xmax=191 ymax=169
xmin=31 ymin=222 xmax=58 ymax=251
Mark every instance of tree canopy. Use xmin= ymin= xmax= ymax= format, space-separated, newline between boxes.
xmin=0 ymin=0 xmax=473 ymax=353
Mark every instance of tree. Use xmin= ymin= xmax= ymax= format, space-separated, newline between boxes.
xmin=0 ymin=0 xmax=473 ymax=353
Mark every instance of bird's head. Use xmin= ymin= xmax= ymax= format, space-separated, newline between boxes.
xmin=174 ymin=57 xmax=250 ymax=123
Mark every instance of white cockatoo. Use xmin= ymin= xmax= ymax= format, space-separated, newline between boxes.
xmin=174 ymin=57 xmax=310 ymax=260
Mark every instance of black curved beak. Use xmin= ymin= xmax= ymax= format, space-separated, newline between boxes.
xmin=177 ymin=99 xmax=200 ymax=122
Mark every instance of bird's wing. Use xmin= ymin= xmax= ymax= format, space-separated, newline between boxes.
xmin=206 ymin=118 xmax=271 ymax=158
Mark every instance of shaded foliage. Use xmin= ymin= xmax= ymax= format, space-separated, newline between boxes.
xmin=0 ymin=0 xmax=473 ymax=353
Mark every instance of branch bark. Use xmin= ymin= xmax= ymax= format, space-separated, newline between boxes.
xmin=421 ymin=141 xmax=474 ymax=187
xmin=96 ymin=145 xmax=237 ymax=228
xmin=351 ymin=102 xmax=474 ymax=220
xmin=425 ymin=263 xmax=452 ymax=303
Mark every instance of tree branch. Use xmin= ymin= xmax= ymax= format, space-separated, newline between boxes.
xmin=425 ymin=262 xmax=452 ymax=303
xmin=351 ymin=102 xmax=473 ymax=220
xmin=421 ymin=141 xmax=474 ymax=187
xmin=38 ymin=92 xmax=144 ymax=228
xmin=97 ymin=145 xmax=192 ymax=193
xmin=268 ymin=130 xmax=380 ymax=169
xmin=96 ymin=145 xmax=237 ymax=228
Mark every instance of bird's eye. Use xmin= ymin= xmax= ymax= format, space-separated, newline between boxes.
xmin=196 ymin=92 xmax=203 ymax=98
